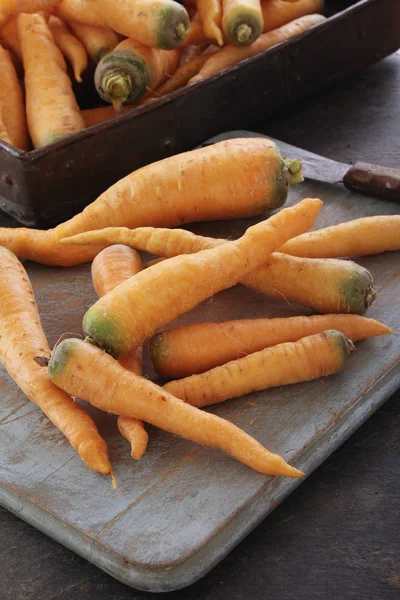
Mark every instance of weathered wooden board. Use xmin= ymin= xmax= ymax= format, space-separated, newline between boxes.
xmin=0 ymin=135 xmax=399 ymax=593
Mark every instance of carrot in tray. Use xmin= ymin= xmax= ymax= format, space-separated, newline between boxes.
xmin=0 ymin=101 xmax=12 ymax=145
xmin=261 ymin=0 xmax=325 ymax=33
xmin=1 ymin=16 xmax=22 ymax=62
xmin=0 ymin=138 xmax=303 ymax=266
xmin=0 ymin=43 xmax=28 ymax=150
xmin=190 ymin=13 xmax=326 ymax=83
xmin=82 ymin=104 xmax=133 ymax=128
xmin=62 ymin=228 xmax=376 ymax=316
xmin=0 ymin=247 xmax=112 ymax=476
xmin=57 ymin=0 xmax=107 ymax=29
xmin=91 ymin=245 xmax=149 ymax=460
xmin=48 ymin=338 xmax=303 ymax=478
xmin=82 ymin=198 xmax=322 ymax=358
xmin=198 ymin=0 xmax=224 ymax=46
xmin=48 ymin=16 xmax=88 ymax=82
xmin=163 ymin=330 xmax=354 ymax=406
xmin=151 ymin=315 xmax=391 ymax=379
xmin=18 ymin=13 xmax=86 ymax=148
xmin=95 ymin=38 xmax=180 ymax=109
xmin=222 ymin=0 xmax=264 ymax=46
xmin=68 ymin=20 xmax=118 ymax=63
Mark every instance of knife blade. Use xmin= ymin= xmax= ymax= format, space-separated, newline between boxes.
xmin=200 ymin=130 xmax=400 ymax=203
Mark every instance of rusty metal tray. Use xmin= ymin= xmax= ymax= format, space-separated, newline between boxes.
xmin=0 ymin=133 xmax=399 ymax=592
xmin=1 ymin=0 xmax=399 ymax=226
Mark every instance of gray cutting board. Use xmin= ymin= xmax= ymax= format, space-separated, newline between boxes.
xmin=0 ymin=133 xmax=399 ymax=593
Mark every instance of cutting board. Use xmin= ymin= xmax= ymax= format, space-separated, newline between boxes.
xmin=0 ymin=132 xmax=399 ymax=593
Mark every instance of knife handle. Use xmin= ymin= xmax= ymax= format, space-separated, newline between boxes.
xmin=343 ymin=162 xmax=400 ymax=203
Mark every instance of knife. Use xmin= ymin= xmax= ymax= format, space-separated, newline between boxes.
xmin=199 ymin=130 xmax=400 ymax=203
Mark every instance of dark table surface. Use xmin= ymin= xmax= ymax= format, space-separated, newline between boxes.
xmin=1 ymin=52 xmax=399 ymax=600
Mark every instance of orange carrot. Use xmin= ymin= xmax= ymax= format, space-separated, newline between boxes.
xmin=163 ymin=330 xmax=354 ymax=406
xmin=0 ymin=247 xmax=111 ymax=476
xmin=95 ymin=38 xmax=180 ymax=108
xmin=261 ymin=0 xmax=325 ymax=33
xmin=57 ymin=0 xmax=107 ymax=28
xmin=0 ymin=101 xmax=12 ymax=145
xmin=151 ymin=314 xmax=391 ymax=378
xmin=281 ymin=215 xmax=400 ymax=258
xmin=1 ymin=16 xmax=22 ymax=61
xmin=18 ymin=13 xmax=86 ymax=148
xmin=198 ymin=0 xmax=223 ymax=46
xmin=82 ymin=198 xmax=322 ymax=358
xmin=82 ymin=104 xmax=133 ymax=128
xmin=0 ymin=138 xmax=303 ymax=266
xmin=0 ymin=0 xmax=62 ymax=17
xmin=68 ymin=20 xmax=118 ymax=63
xmin=183 ymin=13 xmax=208 ymax=46
xmin=0 ymin=43 xmax=28 ymax=150
xmin=190 ymin=13 xmax=326 ymax=83
xmin=49 ymin=338 xmax=303 ymax=478
xmin=91 ymin=245 xmax=149 ymax=461
xmin=48 ymin=16 xmax=88 ymax=82
xmin=222 ymin=0 xmax=264 ymax=45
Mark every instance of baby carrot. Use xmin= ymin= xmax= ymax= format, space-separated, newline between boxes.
xmin=151 ymin=315 xmax=391 ymax=378
xmin=0 ymin=138 xmax=303 ymax=266
xmin=281 ymin=216 xmax=400 ymax=258
xmin=48 ymin=16 xmax=88 ymax=82
xmin=95 ymin=38 xmax=180 ymax=108
xmin=261 ymin=0 xmax=325 ymax=33
xmin=18 ymin=13 xmax=86 ymax=148
xmin=83 ymin=198 xmax=322 ymax=358
xmin=190 ymin=13 xmax=326 ymax=83
xmin=0 ymin=101 xmax=12 ymax=145
xmin=1 ymin=16 xmax=22 ymax=62
xmin=222 ymin=0 xmax=264 ymax=45
xmin=197 ymin=0 xmax=223 ymax=46
xmin=91 ymin=245 xmax=149 ymax=460
xmin=164 ymin=330 xmax=354 ymax=406
xmin=0 ymin=43 xmax=28 ymax=150
xmin=48 ymin=338 xmax=303 ymax=478
xmin=68 ymin=20 xmax=118 ymax=63
xmin=0 ymin=247 xmax=111 ymax=476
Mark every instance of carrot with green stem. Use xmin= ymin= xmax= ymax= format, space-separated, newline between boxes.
xmin=48 ymin=338 xmax=303 ymax=478
xmin=95 ymin=38 xmax=180 ymax=109
xmin=82 ymin=198 xmax=322 ymax=358
xmin=48 ymin=16 xmax=88 ymax=82
xmin=0 ymin=247 xmax=111 ymax=476
xmin=261 ymin=0 xmax=325 ymax=33
xmin=190 ymin=13 xmax=326 ymax=83
xmin=0 ymin=138 xmax=303 ymax=266
xmin=67 ymin=20 xmax=118 ymax=63
xmin=18 ymin=13 xmax=85 ymax=148
xmin=91 ymin=245 xmax=149 ymax=460
xmin=151 ymin=315 xmax=391 ymax=378
xmin=0 ymin=43 xmax=28 ymax=150
xmin=62 ymin=227 xmax=376 ymax=316
xmin=281 ymin=215 xmax=400 ymax=258
xmin=163 ymin=330 xmax=354 ymax=406
xmin=198 ymin=0 xmax=223 ymax=46
xmin=222 ymin=0 xmax=264 ymax=45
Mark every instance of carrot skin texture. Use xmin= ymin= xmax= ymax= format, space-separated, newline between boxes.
xmin=164 ymin=330 xmax=354 ymax=406
xmin=197 ymin=0 xmax=223 ymax=46
xmin=82 ymin=105 xmax=132 ymax=128
xmin=48 ymin=339 xmax=303 ymax=478
xmin=0 ymin=101 xmax=12 ymax=145
xmin=48 ymin=16 xmax=88 ymax=82
xmin=68 ymin=20 xmax=118 ymax=63
xmin=281 ymin=216 xmax=400 ymax=257
xmin=83 ymin=198 xmax=322 ymax=357
xmin=261 ymin=0 xmax=325 ymax=33
xmin=151 ymin=314 xmax=391 ymax=378
xmin=91 ymin=245 xmax=148 ymax=460
xmin=0 ymin=44 xmax=28 ymax=150
xmin=0 ymin=0 xmax=62 ymax=17
xmin=1 ymin=16 xmax=22 ymax=61
xmin=0 ymin=248 xmax=111 ymax=475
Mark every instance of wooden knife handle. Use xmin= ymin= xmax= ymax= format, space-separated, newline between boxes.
xmin=343 ymin=162 xmax=400 ymax=203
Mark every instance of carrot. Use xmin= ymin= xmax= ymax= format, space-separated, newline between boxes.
xmin=48 ymin=16 xmax=88 ymax=82
xmin=95 ymin=38 xmax=180 ymax=109
xmin=0 ymin=101 xmax=12 ymax=145
xmin=48 ymin=338 xmax=303 ymax=478
xmin=57 ymin=0 xmax=107 ymax=29
xmin=261 ymin=0 xmax=325 ymax=33
xmin=18 ymin=13 xmax=86 ymax=148
xmin=68 ymin=20 xmax=118 ymax=63
xmin=82 ymin=104 xmax=133 ymax=128
xmin=164 ymin=330 xmax=354 ymax=406
xmin=281 ymin=216 xmax=400 ymax=258
xmin=222 ymin=0 xmax=264 ymax=45
xmin=0 ymin=138 xmax=303 ymax=266
xmin=1 ymin=16 xmax=22 ymax=61
xmin=0 ymin=0 xmax=62 ymax=17
xmin=82 ymin=198 xmax=322 ymax=358
xmin=62 ymin=227 xmax=376 ymax=316
xmin=0 ymin=43 xmax=28 ymax=150
xmin=0 ymin=247 xmax=111 ymax=476
xmin=183 ymin=16 xmax=207 ymax=46
xmin=91 ymin=245 xmax=149 ymax=460
xmin=151 ymin=315 xmax=391 ymax=378
xmin=179 ymin=38 xmax=209 ymax=66
xmin=197 ymin=0 xmax=223 ymax=46
xmin=190 ymin=13 xmax=326 ymax=83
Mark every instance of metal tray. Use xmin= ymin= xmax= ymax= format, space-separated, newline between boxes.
xmin=0 ymin=0 xmax=399 ymax=226
xmin=0 ymin=134 xmax=399 ymax=592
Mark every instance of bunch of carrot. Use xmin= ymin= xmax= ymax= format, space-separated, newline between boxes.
xmin=0 ymin=0 xmax=327 ymax=149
